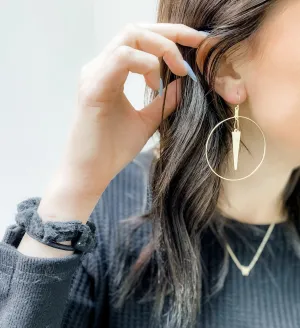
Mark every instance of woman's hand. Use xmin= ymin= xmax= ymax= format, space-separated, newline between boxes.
xmin=37 ymin=23 xmax=207 ymax=225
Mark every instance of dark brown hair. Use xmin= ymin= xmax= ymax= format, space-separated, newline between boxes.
xmin=112 ymin=1 xmax=300 ymax=327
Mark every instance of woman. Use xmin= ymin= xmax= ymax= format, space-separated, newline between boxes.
xmin=1 ymin=0 xmax=300 ymax=327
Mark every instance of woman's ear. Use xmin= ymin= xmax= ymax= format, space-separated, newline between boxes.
xmin=196 ymin=42 xmax=247 ymax=105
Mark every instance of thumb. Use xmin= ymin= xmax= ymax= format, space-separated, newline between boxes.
xmin=139 ymin=78 xmax=181 ymax=135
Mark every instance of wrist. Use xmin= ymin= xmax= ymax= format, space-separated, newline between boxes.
xmin=18 ymin=233 xmax=74 ymax=258
xmin=39 ymin=174 xmax=110 ymax=223
xmin=38 ymin=187 xmax=102 ymax=223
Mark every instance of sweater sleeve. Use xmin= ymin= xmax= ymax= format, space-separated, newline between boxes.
xmin=0 ymin=200 xmax=109 ymax=328
xmin=0 ymin=150 xmax=153 ymax=328
xmin=0 ymin=223 xmax=84 ymax=328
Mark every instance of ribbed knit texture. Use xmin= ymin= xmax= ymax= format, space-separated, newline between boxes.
xmin=0 ymin=148 xmax=300 ymax=328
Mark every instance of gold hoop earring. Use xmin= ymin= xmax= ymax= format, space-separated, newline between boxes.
xmin=205 ymin=104 xmax=266 ymax=181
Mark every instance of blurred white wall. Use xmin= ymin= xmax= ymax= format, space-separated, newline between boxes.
xmin=0 ymin=0 xmax=158 ymax=238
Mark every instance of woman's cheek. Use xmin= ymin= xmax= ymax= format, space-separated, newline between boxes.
xmin=247 ymin=76 xmax=300 ymax=153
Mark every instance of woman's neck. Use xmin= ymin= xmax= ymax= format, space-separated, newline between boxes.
xmin=217 ymin=108 xmax=296 ymax=225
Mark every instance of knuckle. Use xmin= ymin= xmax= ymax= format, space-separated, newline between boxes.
xmin=178 ymin=23 xmax=185 ymax=28
xmin=143 ymin=57 xmax=159 ymax=74
xmin=118 ymin=23 xmax=140 ymax=46
xmin=148 ymin=56 xmax=160 ymax=70
xmin=114 ymin=45 xmax=132 ymax=60
xmin=123 ymin=23 xmax=137 ymax=35
xmin=164 ymin=40 xmax=178 ymax=56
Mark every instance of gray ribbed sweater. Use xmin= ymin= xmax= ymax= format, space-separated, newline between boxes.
xmin=1 ymin=148 xmax=300 ymax=328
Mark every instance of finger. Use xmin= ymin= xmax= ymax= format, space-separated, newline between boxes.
xmin=112 ymin=46 xmax=162 ymax=90
xmin=108 ymin=24 xmax=206 ymax=76
xmin=112 ymin=24 xmax=185 ymax=76
xmin=139 ymin=79 xmax=182 ymax=137
xmin=82 ymin=47 xmax=161 ymax=104
xmin=137 ymin=23 xmax=209 ymax=48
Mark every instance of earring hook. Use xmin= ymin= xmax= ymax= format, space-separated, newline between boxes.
xmin=234 ymin=92 xmax=241 ymax=131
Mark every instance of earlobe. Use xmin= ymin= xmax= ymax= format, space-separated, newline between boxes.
xmin=214 ymin=75 xmax=247 ymax=105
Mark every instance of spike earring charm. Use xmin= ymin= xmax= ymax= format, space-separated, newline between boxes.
xmin=232 ymin=104 xmax=241 ymax=171
xmin=205 ymin=101 xmax=267 ymax=181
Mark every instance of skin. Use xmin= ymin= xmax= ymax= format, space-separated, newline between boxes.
xmin=17 ymin=23 xmax=206 ymax=258
xmin=209 ymin=1 xmax=300 ymax=224
xmin=18 ymin=0 xmax=298 ymax=257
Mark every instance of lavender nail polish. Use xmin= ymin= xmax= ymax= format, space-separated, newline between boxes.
xmin=183 ymin=60 xmax=198 ymax=82
xmin=198 ymin=31 xmax=210 ymax=37
xmin=159 ymin=78 xmax=164 ymax=97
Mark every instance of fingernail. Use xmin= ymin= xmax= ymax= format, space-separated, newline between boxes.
xmin=159 ymin=78 xmax=164 ymax=97
xmin=198 ymin=31 xmax=210 ymax=37
xmin=183 ymin=60 xmax=198 ymax=82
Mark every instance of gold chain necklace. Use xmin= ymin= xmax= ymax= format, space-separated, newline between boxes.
xmin=225 ymin=223 xmax=275 ymax=276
